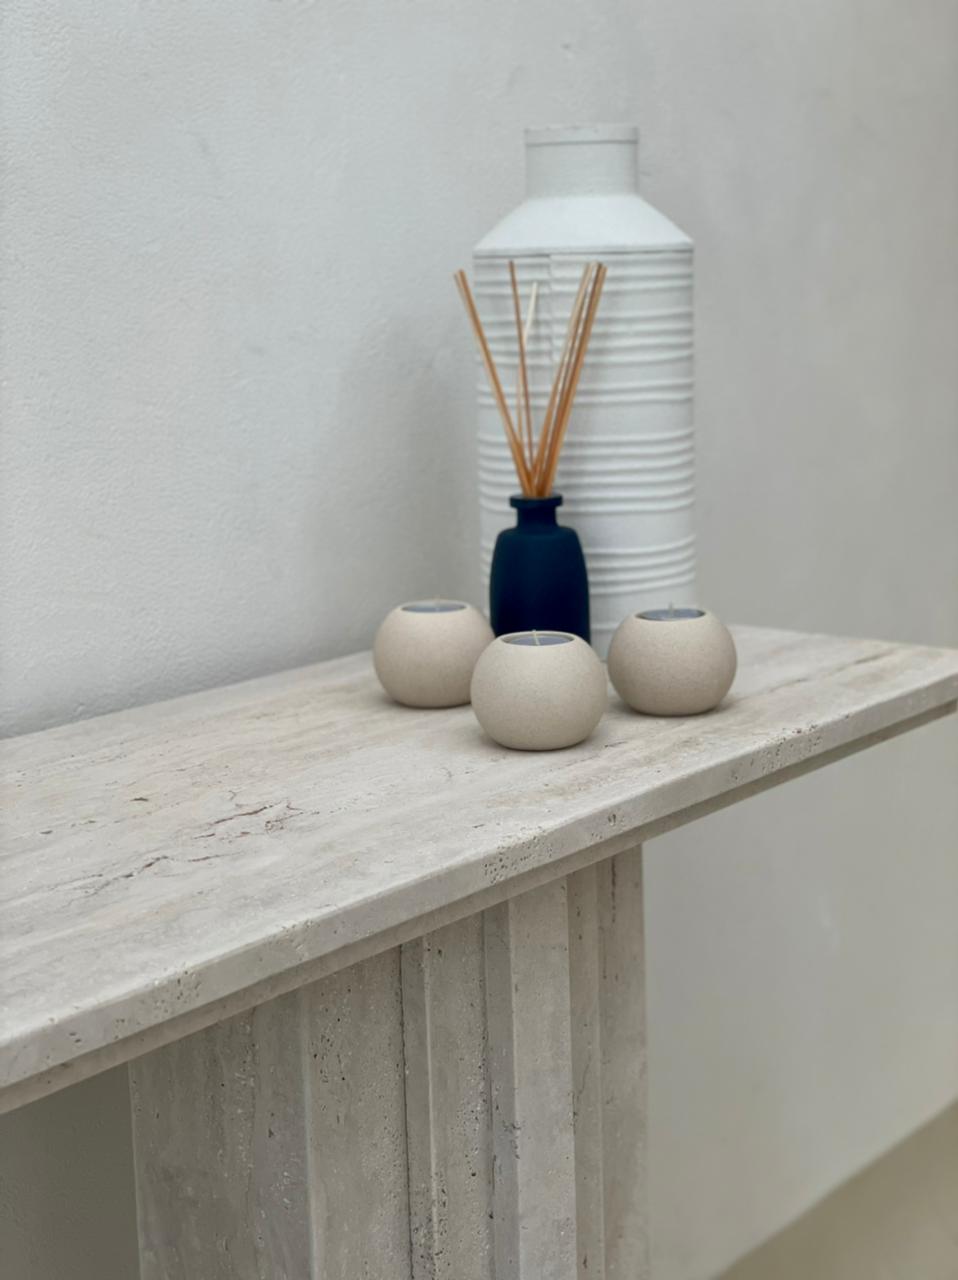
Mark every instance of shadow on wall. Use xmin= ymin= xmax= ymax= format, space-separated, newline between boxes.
xmin=718 ymin=1102 xmax=958 ymax=1280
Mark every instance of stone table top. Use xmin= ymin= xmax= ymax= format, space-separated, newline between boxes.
xmin=2 ymin=626 xmax=956 ymax=1112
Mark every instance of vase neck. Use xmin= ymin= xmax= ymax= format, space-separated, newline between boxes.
xmin=511 ymin=494 xmax=561 ymax=527
xmin=524 ymin=124 xmax=639 ymax=198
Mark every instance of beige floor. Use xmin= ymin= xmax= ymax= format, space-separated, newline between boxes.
xmin=719 ymin=1102 xmax=958 ymax=1280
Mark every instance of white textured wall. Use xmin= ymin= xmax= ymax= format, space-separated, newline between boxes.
xmin=640 ymin=3 xmax=958 ymax=1273
xmin=1 ymin=2 xmax=956 ymax=1279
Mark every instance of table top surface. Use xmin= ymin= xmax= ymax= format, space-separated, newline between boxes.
xmin=2 ymin=625 xmax=957 ymax=1108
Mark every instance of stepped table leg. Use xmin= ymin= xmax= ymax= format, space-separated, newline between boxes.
xmin=130 ymin=846 xmax=648 ymax=1280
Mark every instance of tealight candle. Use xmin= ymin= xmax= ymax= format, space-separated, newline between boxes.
xmin=374 ymin=600 xmax=493 ymax=708
xmin=470 ymin=630 xmax=607 ymax=750
xmin=607 ymin=606 xmax=737 ymax=716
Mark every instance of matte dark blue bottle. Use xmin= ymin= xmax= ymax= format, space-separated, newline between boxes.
xmin=489 ymin=494 xmax=590 ymax=642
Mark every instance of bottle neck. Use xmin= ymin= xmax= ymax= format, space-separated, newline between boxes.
xmin=512 ymin=495 xmax=561 ymax=528
xmin=525 ymin=125 xmax=639 ymax=198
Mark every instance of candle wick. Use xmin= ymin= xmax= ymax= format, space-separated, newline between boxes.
xmin=668 ymin=601 xmax=674 ymax=618
xmin=533 ymin=630 xmax=540 ymax=647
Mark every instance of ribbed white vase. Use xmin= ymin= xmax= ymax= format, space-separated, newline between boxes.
xmin=473 ymin=124 xmax=695 ymax=657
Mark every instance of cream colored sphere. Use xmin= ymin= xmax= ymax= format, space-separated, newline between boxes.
xmin=374 ymin=601 xmax=493 ymax=708
xmin=470 ymin=632 xmax=607 ymax=751
xmin=608 ymin=608 xmax=737 ymax=716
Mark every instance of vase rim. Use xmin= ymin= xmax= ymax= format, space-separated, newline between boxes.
xmin=509 ymin=493 xmax=563 ymax=510
xmin=525 ymin=124 xmax=637 ymax=146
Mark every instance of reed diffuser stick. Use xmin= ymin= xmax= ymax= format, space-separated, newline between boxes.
xmin=508 ymin=262 xmax=534 ymax=471
xmin=541 ymin=271 xmax=603 ymax=496
xmin=542 ymin=264 xmax=607 ymax=496
xmin=532 ymin=263 xmax=595 ymax=495
xmin=454 ymin=270 xmax=532 ymax=494
xmin=523 ymin=282 xmax=539 ymax=345
xmin=455 ymin=259 xmax=605 ymax=498
xmin=520 ymin=281 xmax=539 ymax=469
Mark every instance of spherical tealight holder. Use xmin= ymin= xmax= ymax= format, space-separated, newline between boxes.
xmin=374 ymin=600 xmax=493 ymax=708
xmin=608 ymin=607 xmax=737 ymax=716
xmin=470 ymin=631 xmax=607 ymax=751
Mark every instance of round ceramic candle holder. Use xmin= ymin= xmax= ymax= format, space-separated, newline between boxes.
xmin=373 ymin=600 xmax=493 ymax=708
xmin=470 ymin=631 xmax=607 ymax=751
xmin=607 ymin=607 xmax=737 ymax=716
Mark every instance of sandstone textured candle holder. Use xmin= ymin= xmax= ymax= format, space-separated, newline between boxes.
xmin=374 ymin=601 xmax=493 ymax=708
xmin=470 ymin=631 xmax=607 ymax=750
xmin=608 ymin=608 xmax=736 ymax=716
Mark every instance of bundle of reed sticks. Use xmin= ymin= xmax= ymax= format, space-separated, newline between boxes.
xmin=454 ymin=260 xmax=607 ymax=498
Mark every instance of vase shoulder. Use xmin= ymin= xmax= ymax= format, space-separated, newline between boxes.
xmin=474 ymin=194 xmax=692 ymax=256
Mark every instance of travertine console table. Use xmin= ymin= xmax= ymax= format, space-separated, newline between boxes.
xmin=2 ymin=627 xmax=956 ymax=1279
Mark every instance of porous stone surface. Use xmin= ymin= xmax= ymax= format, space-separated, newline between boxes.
xmin=132 ymin=854 xmax=647 ymax=1280
xmin=132 ymin=951 xmax=411 ymax=1280
xmin=1 ymin=626 xmax=956 ymax=1111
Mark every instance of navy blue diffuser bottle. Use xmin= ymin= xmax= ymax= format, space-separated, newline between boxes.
xmin=455 ymin=256 xmax=608 ymax=647
xmin=489 ymin=494 xmax=590 ymax=642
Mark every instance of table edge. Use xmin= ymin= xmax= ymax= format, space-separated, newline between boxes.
xmin=1 ymin=691 xmax=953 ymax=1115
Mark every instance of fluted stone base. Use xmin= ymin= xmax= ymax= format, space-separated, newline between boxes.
xmin=130 ymin=848 xmax=647 ymax=1280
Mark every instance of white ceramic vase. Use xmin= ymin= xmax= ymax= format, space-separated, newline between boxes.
xmin=473 ymin=124 xmax=696 ymax=657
